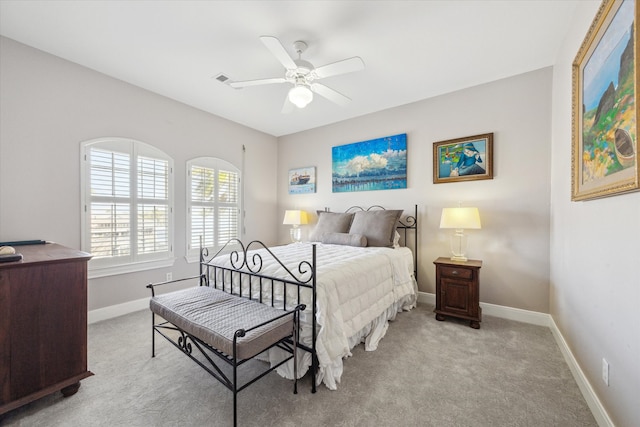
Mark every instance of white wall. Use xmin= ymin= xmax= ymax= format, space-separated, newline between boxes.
xmin=0 ymin=37 xmax=279 ymax=311
xmin=278 ymin=67 xmax=553 ymax=313
xmin=550 ymin=3 xmax=640 ymax=426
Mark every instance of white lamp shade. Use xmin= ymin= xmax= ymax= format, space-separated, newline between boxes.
xmin=440 ymin=207 xmax=481 ymax=230
xmin=283 ymin=210 xmax=308 ymax=225
xmin=288 ymin=85 xmax=313 ymax=108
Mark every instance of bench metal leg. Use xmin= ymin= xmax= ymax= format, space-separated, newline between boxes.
xmin=293 ymin=310 xmax=299 ymax=394
xmin=151 ymin=312 xmax=156 ymax=358
xmin=233 ymin=361 xmax=238 ymax=427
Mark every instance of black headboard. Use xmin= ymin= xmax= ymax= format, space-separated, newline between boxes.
xmin=334 ymin=204 xmax=418 ymax=280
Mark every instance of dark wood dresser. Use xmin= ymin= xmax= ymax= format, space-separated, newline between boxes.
xmin=0 ymin=243 xmax=93 ymax=415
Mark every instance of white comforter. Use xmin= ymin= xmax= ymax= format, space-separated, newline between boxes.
xmin=210 ymin=242 xmax=417 ymax=389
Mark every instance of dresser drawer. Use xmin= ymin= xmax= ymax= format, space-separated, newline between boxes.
xmin=439 ymin=266 xmax=473 ymax=280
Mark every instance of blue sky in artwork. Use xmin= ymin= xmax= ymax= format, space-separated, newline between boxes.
xmin=332 ymin=133 xmax=407 ymax=176
xmin=583 ymin=0 xmax=634 ymax=111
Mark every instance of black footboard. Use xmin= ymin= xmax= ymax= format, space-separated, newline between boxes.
xmin=201 ymin=240 xmax=318 ymax=393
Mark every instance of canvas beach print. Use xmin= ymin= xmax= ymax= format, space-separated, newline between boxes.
xmin=433 ymin=133 xmax=494 ymax=184
xmin=288 ymin=167 xmax=316 ymax=194
xmin=572 ymin=0 xmax=639 ymax=200
xmin=332 ymin=133 xmax=407 ymax=193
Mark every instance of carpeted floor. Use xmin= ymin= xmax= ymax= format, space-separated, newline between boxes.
xmin=1 ymin=303 xmax=597 ymax=426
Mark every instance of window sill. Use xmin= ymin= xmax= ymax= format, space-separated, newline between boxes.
xmin=88 ymin=257 xmax=176 ymax=279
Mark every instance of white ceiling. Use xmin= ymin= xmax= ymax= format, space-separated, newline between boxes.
xmin=0 ymin=0 xmax=583 ymax=137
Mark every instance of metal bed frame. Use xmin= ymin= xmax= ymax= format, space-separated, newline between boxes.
xmin=146 ymin=204 xmax=418 ymax=423
xmin=201 ymin=204 xmax=418 ymax=393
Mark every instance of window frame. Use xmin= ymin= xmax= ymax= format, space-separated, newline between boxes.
xmin=81 ymin=137 xmax=175 ymax=278
xmin=186 ymin=157 xmax=242 ymax=263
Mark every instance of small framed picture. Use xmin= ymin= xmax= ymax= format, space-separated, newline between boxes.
xmin=288 ymin=167 xmax=316 ymax=194
xmin=433 ymin=133 xmax=494 ymax=184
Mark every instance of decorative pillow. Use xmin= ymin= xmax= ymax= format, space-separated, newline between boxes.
xmin=309 ymin=212 xmax=355 ymax=241
xmin=348 ymin=210 xmax=403 ymax=247
xmin=320 ymin=232 xmax=367 ymax=247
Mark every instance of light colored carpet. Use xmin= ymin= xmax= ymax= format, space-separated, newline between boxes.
xmin=1 ymin=303 xmax=596 ymax=426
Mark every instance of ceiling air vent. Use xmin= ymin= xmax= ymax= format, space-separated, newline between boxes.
xmin=214 ymin=73 xmax=232 ymax=85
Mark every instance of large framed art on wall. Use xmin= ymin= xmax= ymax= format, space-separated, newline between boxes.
xmin=332 ymin=133 xmax=407 ymax=193
xmin=572 ymin=0 xmax=638 ymax=201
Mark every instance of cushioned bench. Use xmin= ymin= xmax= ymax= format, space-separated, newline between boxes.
xmin=150 ymin=286 xmax=294 ymax=360
xmin=148 ymin=284 xmax=303 ymax=427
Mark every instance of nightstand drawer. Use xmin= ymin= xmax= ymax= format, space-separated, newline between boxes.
xmin=439 ymin=266 xmax=473 ymax=280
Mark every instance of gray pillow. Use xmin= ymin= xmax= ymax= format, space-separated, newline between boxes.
xmin=320 ymin=232 xmax=367 ymax=247
xmin=348 ymin=210 xmax=403 ymax=247
xmin=309 ymin=212 xmax=354 ymax=241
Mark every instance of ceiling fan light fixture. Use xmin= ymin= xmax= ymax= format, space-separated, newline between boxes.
xmin=288 ymin=85 xmax=313 ymax=108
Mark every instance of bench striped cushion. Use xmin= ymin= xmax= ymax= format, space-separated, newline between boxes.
xmin=150 ymin=286 xmax=293 ymax=360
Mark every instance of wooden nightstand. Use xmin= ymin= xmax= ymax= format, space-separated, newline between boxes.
xmin=433 ymin=257 xmax=482 ymax=329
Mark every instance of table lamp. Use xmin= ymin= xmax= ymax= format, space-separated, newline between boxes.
xmin=283 ymin=210 xmax=308 ymax=243
xmin=439 ymin=206 xmax=481 ymax=261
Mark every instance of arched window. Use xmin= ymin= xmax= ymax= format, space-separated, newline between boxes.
xmin=186 ymin=157 xmax=241 ymax=261
xmin=81 ymin=138 xmax=174 ymax=277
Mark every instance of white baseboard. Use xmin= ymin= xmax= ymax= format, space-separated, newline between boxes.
xmin=417 ymin=291 xmax=550 ymax=326
xmin=480 ymin=300 xmax=550 ymax=326
xmin=417 ymin=291 xmax=435 ymax=306
xmin=418 ymin=291 xmax=611 ymax=427
xmin=88 ymin=296 xmax=150 ymax=324
xmin=548 ymin=317 xmax=614 ymax=427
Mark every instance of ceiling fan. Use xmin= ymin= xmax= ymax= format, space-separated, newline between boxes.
xmin=230 ymin=36 xmax=365 ymax=113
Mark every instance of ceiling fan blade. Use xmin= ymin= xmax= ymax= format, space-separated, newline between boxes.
xmin=260 ymin=36 xmax=297 ymax=70
xmin=313 ymin=57 xmax=365 ymax=79
xmin=229 ymin=77 xmax=287 ymax=88
xmin=310 ymin=83 xmax=351 ymax=106
xmin=281 ymin=96 xmax=294 ymax=114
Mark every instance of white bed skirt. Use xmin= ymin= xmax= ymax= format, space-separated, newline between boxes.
xmin=260 ymin=278 xmax=417 ymax=390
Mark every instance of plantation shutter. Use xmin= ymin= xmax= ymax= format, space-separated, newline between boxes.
xmin=137 ymin=156 xmax=170 ymax=254
xmin=188 ymin=158 xmax=241 ymax=255
xmin=89 ymin=148 xmax=131 ymax=257
xmin=190 ymin=165 xmax=216 ymax=248
xmin=217 ymin=168 xmax=239 ymax=244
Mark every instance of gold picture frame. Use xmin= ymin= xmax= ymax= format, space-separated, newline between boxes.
xmin=433 ymin=133 xmax=493 ymax=184
xmin=572 ymin=0 xmax=639 ymax=201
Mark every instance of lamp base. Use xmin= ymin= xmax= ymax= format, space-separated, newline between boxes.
xmin=289 ymin=226 xmax=302 ymax=243
xmin=449 ymin=231 xmax=469 ymax=262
